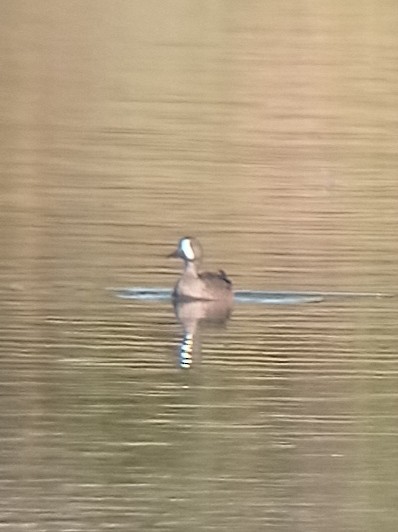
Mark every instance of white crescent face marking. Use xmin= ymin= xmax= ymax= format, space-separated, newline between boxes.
xmin=180 ymin=238 xmax=195 ymax=260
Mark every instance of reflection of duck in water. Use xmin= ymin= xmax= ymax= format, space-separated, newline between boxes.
xmin=173 ymin=298 xmax=233 ymax=368
xmin=168 ymin=237 xmax=233 ymax=302
xmin=168 ymin=237 xmax=233 ymax=368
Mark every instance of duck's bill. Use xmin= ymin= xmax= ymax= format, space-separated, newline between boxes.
xmin=167 ymin=249 xmax=180 ymax=258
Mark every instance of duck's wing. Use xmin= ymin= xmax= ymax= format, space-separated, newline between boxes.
xmin=218 ymin=270 xmax=232 ymax=286
xmin=199 ymin=270 xmax=233 ymax=289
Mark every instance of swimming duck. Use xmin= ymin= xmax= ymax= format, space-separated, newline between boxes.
xmin=168 ymin=236 xmax=233 ymax=302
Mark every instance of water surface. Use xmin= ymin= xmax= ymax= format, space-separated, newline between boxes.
xmin=1 ymin=2 xmax=398 ymax=531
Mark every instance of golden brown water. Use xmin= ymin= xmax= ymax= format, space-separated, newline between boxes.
xmin=1 ymin=2 xmax=398 ymax=530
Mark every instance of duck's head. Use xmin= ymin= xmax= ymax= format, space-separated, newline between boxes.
xmin=168 ymin=236 xmax=203 ymax=263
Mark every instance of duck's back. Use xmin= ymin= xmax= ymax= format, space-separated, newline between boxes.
xmin=174 ymin=269 xmax=233 ymax=301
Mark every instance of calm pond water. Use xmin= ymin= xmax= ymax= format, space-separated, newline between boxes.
xmin=1 ymin=2 xmax=398 ymax=531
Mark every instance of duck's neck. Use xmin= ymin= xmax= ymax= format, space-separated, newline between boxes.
xmin=184 ymin=261 xmax=199 ymax=278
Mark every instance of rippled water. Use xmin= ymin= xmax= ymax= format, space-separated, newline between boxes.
xmin=1 ymin=2 xmax=398 ymax=531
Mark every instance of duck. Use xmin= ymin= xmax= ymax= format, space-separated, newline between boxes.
xmin=168 ymin=236 xmax=233 ymax=302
